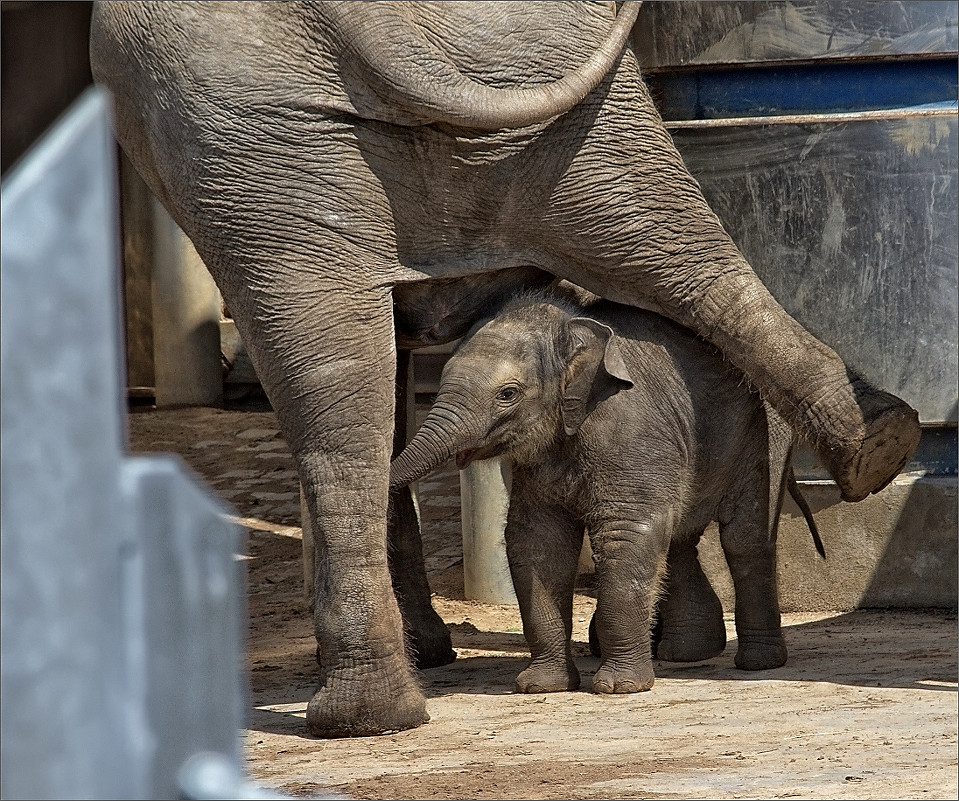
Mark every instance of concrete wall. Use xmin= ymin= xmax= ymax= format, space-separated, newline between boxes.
xmin=704 ymin=474 xmax=958 ymax=612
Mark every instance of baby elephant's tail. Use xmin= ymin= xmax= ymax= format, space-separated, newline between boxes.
xmin=787 ymin=468 xmax=825 ymax=559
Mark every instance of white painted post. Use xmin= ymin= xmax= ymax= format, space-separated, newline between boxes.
xmin=461 ymin=457 xmax=517 ymax=604
xmin=149 ymin=199 xmax=223 ymax=408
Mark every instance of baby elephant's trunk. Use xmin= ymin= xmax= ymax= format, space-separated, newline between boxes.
xmin=390 ymin=405 xmax=473 ymax=488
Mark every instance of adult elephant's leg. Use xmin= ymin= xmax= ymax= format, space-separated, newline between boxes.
xmin=655 ymin=532 xmax=727 ymax=663
xmin=539 ymin=75 xmax=919 ymax=504
xmin=228 ymin=277 xmax=428 ymax=737
xmin=648 ymin=255 xmax=919 ymax=505
xmin=387 ymin=487 xmax=455 ymax=668
xmin=505 ymin=481 xmax=582 ymax=693
xmin=387 ymin=351 xmax=456 ymax=669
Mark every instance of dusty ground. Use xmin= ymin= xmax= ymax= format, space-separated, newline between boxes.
xmin=127 ymin=403 xmax=958 ymax=801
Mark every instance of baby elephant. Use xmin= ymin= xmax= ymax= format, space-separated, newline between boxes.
xmin=391 ymin=293 xmax=820 ymax=694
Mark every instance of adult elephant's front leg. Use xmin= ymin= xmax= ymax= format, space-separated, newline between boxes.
xmin=387 ymin=486 xmax=455 ymax=668
xmin=388 ymin=350 xmax=456 ymax=669
xmin=234 ymin=281 xmax=428 ymax=737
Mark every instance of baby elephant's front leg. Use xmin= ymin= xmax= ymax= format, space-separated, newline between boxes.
xmin=505 ymin=495 xmax=582 ymax=693
xmin=590 ymin=519 xmax=670 ymax=693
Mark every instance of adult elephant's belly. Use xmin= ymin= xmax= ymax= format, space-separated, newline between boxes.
xmin=392 ymin=265 xmax=554 ymax=348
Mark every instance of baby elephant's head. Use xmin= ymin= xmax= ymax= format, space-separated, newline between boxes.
xmin=390 ymin=298 xmax=632 ymax=487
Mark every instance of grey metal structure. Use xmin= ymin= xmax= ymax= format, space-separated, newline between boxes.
xmin=0 ymin=87 xmax=284 ymax=800
xmin=673 ymin=111 xmax=957 ymax=426
xmin=633 ymin=0 xmax=958 ymax=477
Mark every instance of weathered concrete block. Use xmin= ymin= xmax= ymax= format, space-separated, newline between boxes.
xmin=698 ymin=473 xmax=958 ymax=613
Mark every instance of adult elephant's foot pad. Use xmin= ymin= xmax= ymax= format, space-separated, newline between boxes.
xmin=591 ymin=662 xmax=654 ymax=694
xmin=306 ymin=679 xmax=429 ymax=737
xmin=735 ymin=634 xmax=787 ymax=670
xmin=516 ymin=661 xmax=580 ymax=693
xmin=826 ymin=393 xmax=920 ymax=503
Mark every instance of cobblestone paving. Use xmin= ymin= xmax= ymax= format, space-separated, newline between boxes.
xmin=127 ymin=402 xmax=466 ymax=580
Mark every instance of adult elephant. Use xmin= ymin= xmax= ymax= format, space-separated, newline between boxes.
xmin=90 ymin=1 xmax=919 ymax=737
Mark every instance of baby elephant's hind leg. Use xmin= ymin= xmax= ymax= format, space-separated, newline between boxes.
xmin=720 ymin=514 xmax=787 ymax=671
xmin=655 ymin=531 xmax=727 ymax=662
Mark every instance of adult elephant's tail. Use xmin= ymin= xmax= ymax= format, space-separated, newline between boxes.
xmin=322 ymin=1 xmax=640 ymax=130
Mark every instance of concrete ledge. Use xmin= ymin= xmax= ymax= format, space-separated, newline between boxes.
xmin=697 ymin=472 xmax=958 ymax=612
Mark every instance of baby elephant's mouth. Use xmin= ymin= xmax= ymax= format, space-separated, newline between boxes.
xmin=455 ymin=449 xmax=477 ymax=470
xmin=455 ymin=444 xmax=499 ymax=471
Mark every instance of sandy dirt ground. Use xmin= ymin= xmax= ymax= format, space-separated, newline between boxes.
xmin=127 ymin=404 xmax=958 ymax=801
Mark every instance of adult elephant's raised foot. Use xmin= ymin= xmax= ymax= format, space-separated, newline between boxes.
xmin=821 ymin=385 xmax=921 ymax=504
xmin=306 ymin=664 xmax=429 ymax=738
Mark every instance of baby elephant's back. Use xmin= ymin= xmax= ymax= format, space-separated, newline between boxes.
xmin=593 ymin=302 xmax=770 ymax=485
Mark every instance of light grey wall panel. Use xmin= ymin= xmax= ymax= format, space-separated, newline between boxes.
xmin=670 ymin=111 xmax=957 ymax=425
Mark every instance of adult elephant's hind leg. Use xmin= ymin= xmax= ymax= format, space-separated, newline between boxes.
xmin=649 ymin=258 xmax=919 ymax=504
xmin=540 ymin=85 xmax=919 ymax=504
xmin=237 ymin=282 xmax=428 ymax=737
xmin=655 ymin=532 xmax=726 ymax=663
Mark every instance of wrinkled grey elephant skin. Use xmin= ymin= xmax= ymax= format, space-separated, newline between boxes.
xmin=90 ymin=1 xmax=919 ymax=736
xmin=391 ymin=293 xmax=822 ymax=693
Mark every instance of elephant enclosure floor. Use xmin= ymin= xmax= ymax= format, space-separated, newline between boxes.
xmin=127 ymin=403 xmax=958 ymax=801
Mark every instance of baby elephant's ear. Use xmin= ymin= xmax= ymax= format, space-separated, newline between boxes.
xmin=561 ymin=317 xmax=634 ymax=435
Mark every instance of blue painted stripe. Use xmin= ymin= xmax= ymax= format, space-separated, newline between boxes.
xmin=649 ymin=58 xmax=959 ymax=120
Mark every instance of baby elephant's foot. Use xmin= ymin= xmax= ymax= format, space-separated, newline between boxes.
xmin=516 ymin=657 xmax=580 ymax=693
xmin=592 ymin=659 xmax=655 ymax=694
xmin=657 ymin=621 xmax=726 ymax=663
xmin=735 ymin=630 xmax=787 ymax=670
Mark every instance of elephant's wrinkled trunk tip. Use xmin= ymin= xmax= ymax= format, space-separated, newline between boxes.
xmin=389 ymin=462 xmax=414 ymax=490
xmin=390 ymin=435 xmax=454 ymax=489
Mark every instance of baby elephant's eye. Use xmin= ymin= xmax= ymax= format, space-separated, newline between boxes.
xmin=496 ymin=386 xmax=520 ymax=403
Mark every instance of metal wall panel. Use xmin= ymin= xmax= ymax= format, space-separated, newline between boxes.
xmin=633 ymin=1 xmax=959 ymax=69
xmin=0 ymin=87 xmax=254 ymax=800
xmin=670 ymin=110 xmax=958 ymax=425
